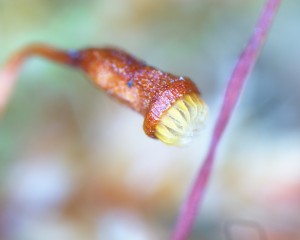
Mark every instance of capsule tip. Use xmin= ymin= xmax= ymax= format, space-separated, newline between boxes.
xmin=154 ymin=93 xmax=208 ymax=146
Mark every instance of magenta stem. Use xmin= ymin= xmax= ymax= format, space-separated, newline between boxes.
xmin=172 ymin=0 xmax=282 ymax=239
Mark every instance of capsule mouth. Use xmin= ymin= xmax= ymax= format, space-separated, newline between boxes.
xmin=154 ymin=93 xmax=208 ymax=146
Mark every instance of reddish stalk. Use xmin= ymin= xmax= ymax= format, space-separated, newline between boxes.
xmin=172 ymin=0 xmax=282 ymax=239
xmin=0 ymin=44 xmax=74 ymax=116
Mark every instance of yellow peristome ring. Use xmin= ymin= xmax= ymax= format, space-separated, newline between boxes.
xmin=154 ymin=93 xmax=208 ymax=146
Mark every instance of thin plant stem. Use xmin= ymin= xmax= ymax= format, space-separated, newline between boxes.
xmin=0 ymin=44 xmax=73 ymax=116
xmin=172 ymin=0 xmax=282 ymax=239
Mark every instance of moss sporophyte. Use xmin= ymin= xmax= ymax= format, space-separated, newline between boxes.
xmin=0 ymin=0 xmax=282 ymax=238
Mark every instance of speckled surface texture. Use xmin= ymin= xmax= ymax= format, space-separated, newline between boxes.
xmin=75 ymin=48 xmax=201 ymax=138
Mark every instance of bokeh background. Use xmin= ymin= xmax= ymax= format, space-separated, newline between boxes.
xmin=0 ymin=0 xmax=299 ymax=239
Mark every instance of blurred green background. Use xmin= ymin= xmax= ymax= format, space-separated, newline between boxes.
xmin=0 ymin=0 xmax=300 ymax=239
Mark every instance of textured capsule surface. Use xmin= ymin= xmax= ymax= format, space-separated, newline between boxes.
xmin=71 ymin=47 xmax=208 ymax=145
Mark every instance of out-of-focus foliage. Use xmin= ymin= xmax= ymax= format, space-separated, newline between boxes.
xmin=0 ymin=0 xmax=299 ymax=239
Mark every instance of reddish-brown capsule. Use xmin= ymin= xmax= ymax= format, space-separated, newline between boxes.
xmin=0 ymin=44 xmax=208 ymax=145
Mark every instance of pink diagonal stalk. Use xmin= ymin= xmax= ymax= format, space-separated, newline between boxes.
xmin=172 ymin=0 xmax=282 ymax=239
